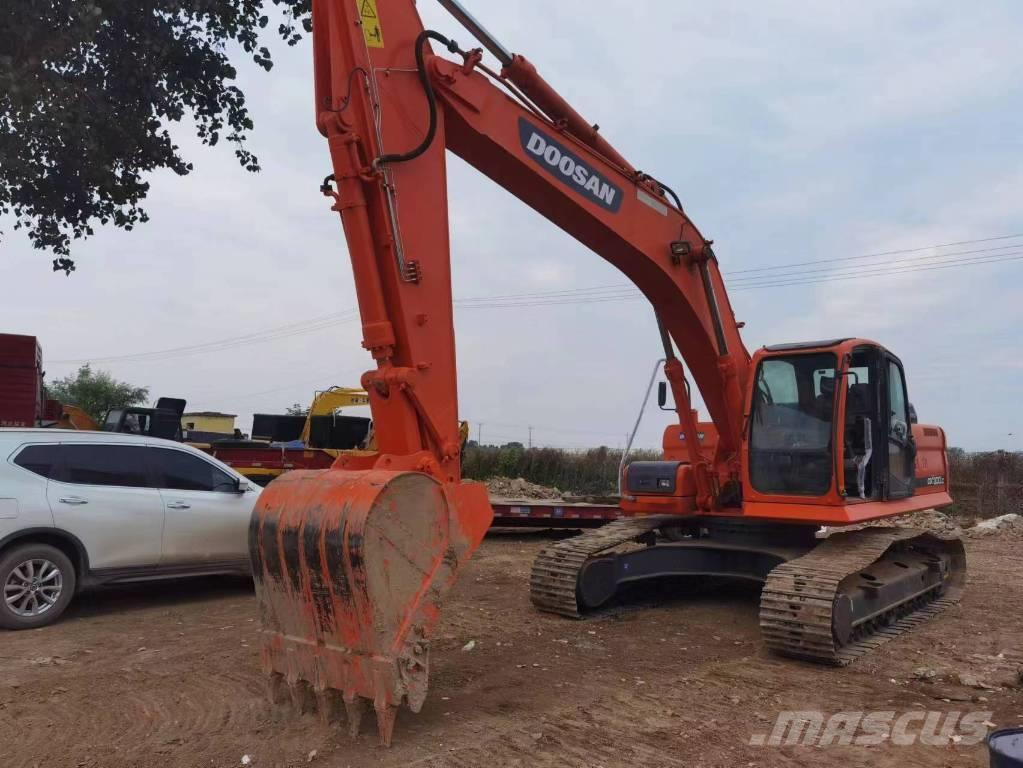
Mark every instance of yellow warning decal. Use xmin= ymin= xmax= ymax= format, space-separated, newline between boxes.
xmin=359 ymin=0 xmax=384 ymax=48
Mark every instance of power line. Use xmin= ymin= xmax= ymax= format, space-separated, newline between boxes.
xmin=727 ymin=243 xmax=1023 ymax=285
xmin=456 ymin=247 xmax=1023 ymax=306
xmin=464 ymin=416 xmax=637 ymax=439
xmin=473 ymin=430 xmax=623 ymax=450
xmin=52 ymin=311 xmax=359 ymax=365
xmin=726 ymin=232 xmax=1023 ymax=276
xmin=452 ymin=241 xmax=1023 ymax=307
xmin=49 ymin=233 xmax=1023 ymax=364
xmin=730 ymin=251 xmax=1023 ymax=291
xmin=459 ymin=292 xmax=643 ymax=309
xmin=453 ymin=233 xmax=1023 ymax=303
xmin=186 ymin=366 xmax=367 ymax=405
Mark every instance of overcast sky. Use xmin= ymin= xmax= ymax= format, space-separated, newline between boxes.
xmin=2 ymin=0 xmax=1021 ymax=451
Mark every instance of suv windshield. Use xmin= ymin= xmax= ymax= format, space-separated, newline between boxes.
xmin=749 ymin=352 xmax=837 ymax=496
xmin=103 ymin=409 xmax=124 ymax=431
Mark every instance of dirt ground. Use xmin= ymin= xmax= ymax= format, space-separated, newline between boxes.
xmin=1 ymin=532 xmax=1021 ymax=768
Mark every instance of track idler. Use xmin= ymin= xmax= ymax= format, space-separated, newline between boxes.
xmin=249 ymin=468 xmax=492 ymax=745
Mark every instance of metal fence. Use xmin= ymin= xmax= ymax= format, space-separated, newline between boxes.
xmin=949 ymin=481 xmax=1023 ymax=520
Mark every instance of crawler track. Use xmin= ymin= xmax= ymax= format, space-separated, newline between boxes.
xmin=759 ymin=527 xmax=967 ymax=665
xmin=529 ymin=516 xmax=675 ymax=617
xmin=532 ymin=519 xmax=967 ymax=667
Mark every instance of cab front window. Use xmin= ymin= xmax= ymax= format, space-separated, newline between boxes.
xmin=749 ymin=352 xmax=837 ymax=496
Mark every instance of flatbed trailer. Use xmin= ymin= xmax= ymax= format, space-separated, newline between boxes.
xmin=489 ymin=499 xmax=624 ymax=528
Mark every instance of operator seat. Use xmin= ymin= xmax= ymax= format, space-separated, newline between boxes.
xmin=845 ymin=383 xmax=873 ymax=426
xmin=844 ymin=382 xmax=875 ymax=496
xmin=813 ymin=375 xmax=837 ymax=422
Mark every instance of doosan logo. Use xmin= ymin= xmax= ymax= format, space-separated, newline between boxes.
xmin=518 ymin=118 xmax=622 ymax=212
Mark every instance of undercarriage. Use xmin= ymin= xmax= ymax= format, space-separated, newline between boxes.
xmin=530 ymin=516 xmax=966 ymax=664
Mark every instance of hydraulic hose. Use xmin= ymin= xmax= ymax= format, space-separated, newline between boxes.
xmin=376 ymin=31 xmax=463 ymax=166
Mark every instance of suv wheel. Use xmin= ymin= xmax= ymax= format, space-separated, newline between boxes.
xmin=0 ymin=544 xmax=76 ymax=630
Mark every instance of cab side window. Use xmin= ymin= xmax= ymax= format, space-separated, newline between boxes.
xmin=13 ymin=445 xmax=61 ymax=479
xmin=60 ymin=444 xmax=151 ymax=487
xmin=888 ymin=361 xmax=910 ymax=441
xmin=150 ymin=448 xmax=236 ymax=492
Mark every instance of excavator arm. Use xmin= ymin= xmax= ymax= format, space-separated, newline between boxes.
xmin=250 ymin=0 xmax=754 ymax=745
xmin=251 ymin=0 xmax=960 ymax=747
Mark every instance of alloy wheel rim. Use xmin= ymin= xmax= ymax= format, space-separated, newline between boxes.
xmin=4 ymin=559 xmax=63 ymax=617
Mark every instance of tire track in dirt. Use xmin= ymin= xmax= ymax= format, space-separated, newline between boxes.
xmin=0 ymin=669 xmax=266 ymax=767
xmin=407 ymin=690 xmax=691 ymax=768
xmin=0 ymin=537 xmax=1018 ymax=768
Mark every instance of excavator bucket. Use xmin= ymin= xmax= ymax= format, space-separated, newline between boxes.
xmin=249 ymin=468 xmax=492 ymax=745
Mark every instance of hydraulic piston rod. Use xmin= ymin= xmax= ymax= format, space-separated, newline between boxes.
xmin=436 ymin=0 xmax=513 ymax=65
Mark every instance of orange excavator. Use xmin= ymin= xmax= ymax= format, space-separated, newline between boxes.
xmin=249 ymin=0 xmax=964 ymax=745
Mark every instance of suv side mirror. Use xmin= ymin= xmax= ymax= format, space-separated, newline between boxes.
xmin=908 ymin=403 xmax=918 ymax=425
xmin=657 ymin=381 xmax=667 ymax=408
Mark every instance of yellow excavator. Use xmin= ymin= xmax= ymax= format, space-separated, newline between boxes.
xmin=50 ymin=404 xmax=100 ymax=431
xmin=298 ymin=386 xmax=468 ymax=454
xmin=298 ymin=386 xmax=372 ymax=450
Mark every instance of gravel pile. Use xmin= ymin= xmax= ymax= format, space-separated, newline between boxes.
xmin=485 ymin=476 xmax=564 ymax=501
xmin=859 ymin=509 xmax=964 ymax=536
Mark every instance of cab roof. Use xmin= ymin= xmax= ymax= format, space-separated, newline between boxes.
xmin=762 ymin=338 xmax=852 ymax=352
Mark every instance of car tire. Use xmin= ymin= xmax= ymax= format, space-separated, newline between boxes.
xmin=0 ymin=543 xmax=77 ymax=630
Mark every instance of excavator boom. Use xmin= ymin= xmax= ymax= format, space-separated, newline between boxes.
xmin=308 ymin=0 xmax=750 ymax=478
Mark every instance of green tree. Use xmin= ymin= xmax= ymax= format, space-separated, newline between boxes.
xmin=47 ymin=364 xmax=149 ymax=422
xmin=285 ymin=402 xmax=309 ymax=416
xmin=0 ymin=0 xmax=312 ymax=273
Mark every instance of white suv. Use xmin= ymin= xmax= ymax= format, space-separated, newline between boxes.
xmin=0 ymin=429 xmax=260 ymax=629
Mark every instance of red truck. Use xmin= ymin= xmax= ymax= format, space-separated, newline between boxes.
xmin=0 ymin=334 xmax=48 ymax=427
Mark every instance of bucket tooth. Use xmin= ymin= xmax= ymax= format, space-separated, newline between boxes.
xmin=249 ymin=470 xmax=493 ymax=746
xmin=315 ymin=688 xmax=341 ymax=726
xmin=343 ymin=692 xmax=366 ymax=738
xmin=375 ymin=704 xmax=399 ymax=748
xmin=266 ymin=673 xmax=288 ymax=706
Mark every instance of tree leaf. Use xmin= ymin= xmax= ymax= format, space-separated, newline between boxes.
xmin=0 ymin=0 xmax=313 ymax=272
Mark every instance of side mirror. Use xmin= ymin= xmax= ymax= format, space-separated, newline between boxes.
xmin=657 ymin=381 xmax=667 ymax=408
xmin=908 ymin=403 xmax=918 ymax=425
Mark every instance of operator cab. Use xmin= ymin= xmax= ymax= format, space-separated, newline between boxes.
xmin=102 ymin=397 xmax=186 ymax=441
xmin=746 ymin=339 xmax=916 ymax=502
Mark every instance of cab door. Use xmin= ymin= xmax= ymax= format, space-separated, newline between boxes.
xmin=883 ymin=356 xmax=915 ymax=499
xmin=148 ymin=446 xmax=254 ymax=566
xmin=47 ymin=442 xmax=165 ymax=569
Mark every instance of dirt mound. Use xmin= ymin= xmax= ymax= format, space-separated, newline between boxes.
xmin=881 ymin=509 xmax=1023 ymax=540
xmin=840 ymin=508 xmax=1023 ymax=540
xmin=966 ymin=512 xmax=1023 ymax=539
xmin=485 ymin=476 xmax=563 ymax=500
xmin=891 ymin=509 xmax=963 ymax=535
